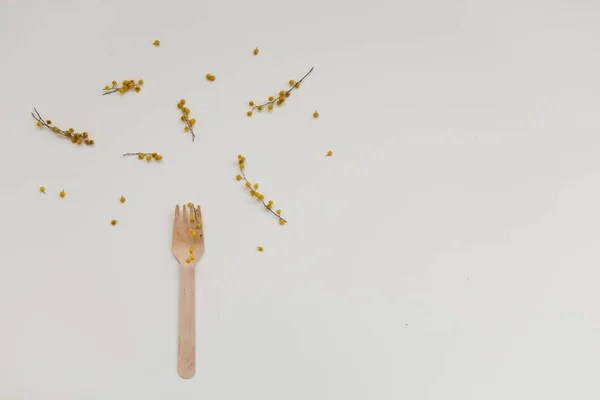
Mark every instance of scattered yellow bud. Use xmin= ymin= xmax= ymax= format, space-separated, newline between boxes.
xmin=276 ymin=209 xmax=281 ymax=215
xmin=257 ymin=105 xmax=263 ymax=111
xmin=268 ymin=104 xmax=273 ymax=111
xmin=253 ymin=183 xmax=259 ymax=189
xmin=268 ymin=96 xmax=274 ymax=101
xmin=138 ymin=79 xmax=144 ymax=85
xmin=247 ymin=110 xmax=252 ymax=116
xmin=257 ymin=246 xmax=264 ymax=252
xmin=104 ymin=85 xmax=110 ymax=90
xmin=326 ymin=150 xmax=333 ymax=156
xmin=189 ymin=247 xmax=194 ymax=253
xmin=146 ymin=154 xmax=152 ymax=161
xmin=111 ymin=219 xmax=117 ymax=226
xmin=120 ymin=195 xmax=126 ymax=203
xmin=253 ymin=47 xmax=259 ymax=55
xmin=59 ymin=189 xmax=65 ymax=198
xmin=249 ymin=100 xmax=255 ymax=106
xmin=313 ymin=110 xmax=319 ymax=118
xmin=36 ymin=121 xmax=42 ymax=127
xmin=279 ymin=219 xmax=286 ymax=225
xmin=138 ymin=153 xmax=144 ymax=159
xmin=153 ymin=40 xmax=160 ymax=46
xmin=40 ymin=186 xmax=46 ymax=194
xmin=289 ymin=79 xmax=295 ymax=85
xmin=236 ymin=175 xmax=242 ymax=181
xmin=156 ymin=155 xmax=162 ymax=160
xmin=111 ymin=80 xmax=117 ymax=86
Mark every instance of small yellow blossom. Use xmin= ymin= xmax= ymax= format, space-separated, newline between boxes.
xmin=40 ymin=186 xmax=46 ymax=194
xmin=153 ymin=40 xmax=160 ymax=46
xmin=111 ymin=219 xmax=118 ymax=226
xmin=257 ymin=246 xmax=264 ymax=252
xmin=313 ymin=110 xmax=319 ymax=118
xmin=253 ymin=47 xmax=259 ymax=55
xmin=59 ymin=189 xmax=65 ymax=198
xmin=289 ymin=79 xmax=295 ymax=85
xmin=236 ymin=175 xmax=242 ymax=181
xmin=247 ymin=110 xmax=252 ymax=116
xmin=120 ymin=195 xmax=126 ymax=203
xmin=326 ymin=150 xmax=333 ymax=156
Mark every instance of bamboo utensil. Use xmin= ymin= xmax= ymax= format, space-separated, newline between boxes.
xmin=172 ymin=203 xmax=205 ymax=379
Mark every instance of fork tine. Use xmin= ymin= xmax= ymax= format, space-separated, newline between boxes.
xmin=196 ymin=205 xmax=204 ymax=237
xmin=182 ymin=203 xmax=188 ymax=223
xmin=174 ymin=204 xmax=180 ymax=222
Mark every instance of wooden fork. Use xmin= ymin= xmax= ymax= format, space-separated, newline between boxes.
xmin=173 ymin=203 xmax=205 ymax=379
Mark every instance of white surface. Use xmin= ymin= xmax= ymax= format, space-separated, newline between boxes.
xmin=1 ymin=0 xmax=600 ymax=398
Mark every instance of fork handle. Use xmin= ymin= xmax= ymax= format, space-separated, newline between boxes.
xmin=178 ymin=265 xmax=196 ymax=379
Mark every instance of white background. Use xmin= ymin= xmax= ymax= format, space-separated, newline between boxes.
xmin=1 ymin=0 xmax=600 ymax=398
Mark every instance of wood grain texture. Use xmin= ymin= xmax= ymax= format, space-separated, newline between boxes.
xmin=178 ymin=265 xmax=196 ymax=379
